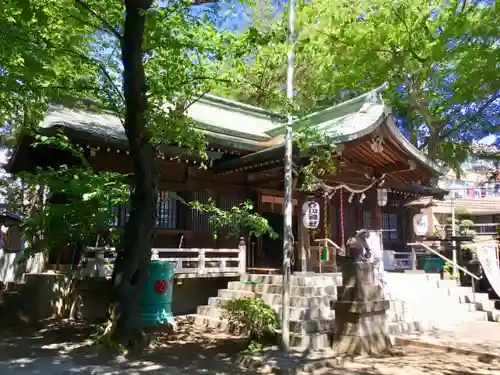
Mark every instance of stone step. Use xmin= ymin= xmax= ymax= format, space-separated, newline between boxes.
xmin=214 ymin=291 xmax=334 ymax=309
xmin=389 ymin=302 xmax=482 ymax=325
xmin=198 ymin=300 xmax=473 ymax=336
xmin=384 ymin=272 xmax=441 ymax=281
xmin=261 ymin=293 xmax=333 ymax=309
xmin=436 ymin=285 xmax=490 ymax=302
xmin=475 ymin=299 xmax=500 ymax=311
xmin=425 ymin=310 xmax=489 ymax=327
xmin=290 ymin=321 xmax=421 ymax=350
xmin=289 ymin=332 xmax=331 ymax=351
xmin=387 ymin=296 xmax=464 ymax=310
xmin=436 ymin=279 xmax=460 ymax=288
xmin=208 ymin=301 xmax=483 ymax=327
xmin=194 ymin=309 xmax=334 ymax=334
xmin=191 ymin=314 xmax=421 ymax=351
xmin=205 ymin=298 xmax=333 ymax=320
xmin=475 ymin=300 xmax=500 ymax=322
xmin=387 ymin=287 xmax=489 ymax=306
xmin=396 ymin=299 xmax=477 ymax=312
xmin=218 ymin=289 xmax=256 ymax=299
xmin=455 ymin=290 xmax=491 ymax=304
xmin=386 ymin=282 xmax=460 ymax=294
xmin=240 ymin=274 xmax=339 ymax=287
xmin=227 ymin=281 xmax=337 ymax=297
xmin=486 ymin=309 xmax=500 ymax=323
xmin=293 ymin=272 xmax=344 ymax=285
xmin=191 ymin=314 xmax=332 ymax=350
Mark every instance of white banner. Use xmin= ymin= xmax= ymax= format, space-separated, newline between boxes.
xmin=367 ymin=230 xmax=385 ymax=293
xmin=476 ymin=243 xmax=500 ymax=298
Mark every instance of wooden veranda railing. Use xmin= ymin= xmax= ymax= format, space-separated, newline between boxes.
xmin=81 ymin=237 xmax=247 ymax=279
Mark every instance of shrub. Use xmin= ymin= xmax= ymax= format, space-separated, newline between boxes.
xmin=219 ymin=297 xmax=278 ymax=347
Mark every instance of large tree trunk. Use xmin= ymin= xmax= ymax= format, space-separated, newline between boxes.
xmin=110 ymin=0 xmax=157 ymax=347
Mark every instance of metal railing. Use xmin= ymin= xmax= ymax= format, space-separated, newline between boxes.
xmin=407 ymin=242 xmax=480 ymax=308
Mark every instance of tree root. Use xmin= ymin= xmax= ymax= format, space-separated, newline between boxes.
xmin=92 ymin=306 xmax=152 ymax=354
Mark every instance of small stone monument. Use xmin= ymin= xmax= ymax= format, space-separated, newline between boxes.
xmin=333 ymin=231 xmax=392 ymax=355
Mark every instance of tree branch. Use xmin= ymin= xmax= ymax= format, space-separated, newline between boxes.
xmin=392 ymin=7 xmax=427 ymax=63
xmin=0 ymin=79 xmax=103 ymax=95
xmin=441 ymin=93 xmax=500 ymax=138
xmin=0 ymin=31 xmax=125 ymax=108
xmin=327 ymin=33 xmax=395 ymax=56
xmin=166 ymin=75 xmax=232 ymax=93
xmin=74 ymin=0 xmax=122 ymax=40
xmin=66 ymin=11 xmax=116 ymax=37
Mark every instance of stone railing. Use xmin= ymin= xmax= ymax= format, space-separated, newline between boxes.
xmin=437 ymin=223 xmax=499 ymax=236
xmin=81 ymin=237 xmax=246 ymax=279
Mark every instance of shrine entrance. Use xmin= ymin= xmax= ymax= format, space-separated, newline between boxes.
xmin=248 ymin=193 xmax=298 ymax=272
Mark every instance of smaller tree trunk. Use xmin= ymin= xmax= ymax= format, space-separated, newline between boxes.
xmin=426 ymin=129 xmax=440 ymax=161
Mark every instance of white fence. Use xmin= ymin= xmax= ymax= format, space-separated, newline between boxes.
xmin=82 ymin=237 xmax=247 ymax=279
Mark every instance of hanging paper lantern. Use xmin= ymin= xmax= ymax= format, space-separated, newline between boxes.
xmin=154 ymin=279 xmax=168 ymax=294
xmin=377 ymin=188 xmax=388 ymax=207
xmin=302 ymin=200 xmax=320 ymax=229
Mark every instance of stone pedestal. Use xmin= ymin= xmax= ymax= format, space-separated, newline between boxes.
xmin=333 ymin=262 xmax=392 ymax=355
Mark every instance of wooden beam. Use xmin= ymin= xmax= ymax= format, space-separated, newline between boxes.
xmin=375 ymin=162 xmax=411 ymax=176
xmin=338 ymin=161 xmax=375 ymax=176
xmin=323 ymin=174 xmax=376 ymax=187
xmin=247 ymin=167 xmax=282 ymax=182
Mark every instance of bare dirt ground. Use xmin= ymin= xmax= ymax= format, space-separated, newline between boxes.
xmin=0 ymin=317 xmax=498 ymax=375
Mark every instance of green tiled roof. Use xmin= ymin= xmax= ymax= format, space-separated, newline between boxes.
xmin=266 ymin=83 xmax=387 ymax=140
xmin=40 ymin=93 xmax=284 ymax=148
xmin=33 ymin=83 xmax=441 ymax=174
xmin=39 ymin=84 xmax=388 ymax=149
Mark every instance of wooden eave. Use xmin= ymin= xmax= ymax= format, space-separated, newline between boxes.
xmin=6 ymin=85 xmax=444 ymax=187
xmin=215 ymin=116 xmax=442 ymax=181
xmin=339 ymin=120 xmax=440 ymax=184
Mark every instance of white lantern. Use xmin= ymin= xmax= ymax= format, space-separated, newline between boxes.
xmin=377 ymin=188 xmax=388 ymax=207
xmin=302 ymin=200 xmax=320 ymax=229
xmin=413 ymin=213 xmax=429 ymax=236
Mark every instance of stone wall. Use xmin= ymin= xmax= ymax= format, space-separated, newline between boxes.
xmin=73 ymin=276 xmax=238 ymax=321
xmin=0 ymin=250 xmax=45 ymax=284
xmin=1 ymin=273 xmax=237 ymax=324
xmin=172 ymin=277 xmax=238 ymax=315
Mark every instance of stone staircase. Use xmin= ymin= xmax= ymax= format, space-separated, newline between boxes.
xmin=194 ymin=273 xmax=339 ymax=350
xmin=193 ymin=272 xmax=500 ymax=351
xmin=385 ymin=273 xmax=500 ymax=326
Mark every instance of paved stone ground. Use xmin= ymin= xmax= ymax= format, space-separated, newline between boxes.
xmin=0 ymin=319 xmax=498 ymax=374
xmin=396 ymin=321 xmax=500 ymax=357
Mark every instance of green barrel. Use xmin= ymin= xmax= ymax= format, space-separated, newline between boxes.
xmin=140 ymin=260 xmax=176 ymax=326
xmin=418 ymin=257 xmax=445 ymax=273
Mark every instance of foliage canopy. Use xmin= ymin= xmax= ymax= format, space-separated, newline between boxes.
xmin=223 ymin=0 xmax=500 ymax=171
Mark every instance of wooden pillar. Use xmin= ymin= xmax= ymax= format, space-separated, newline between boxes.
xmin=356 ymin=203 xmax=363 ymax=230
xmin=372 ymin=190 xmax=382 ymax=230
